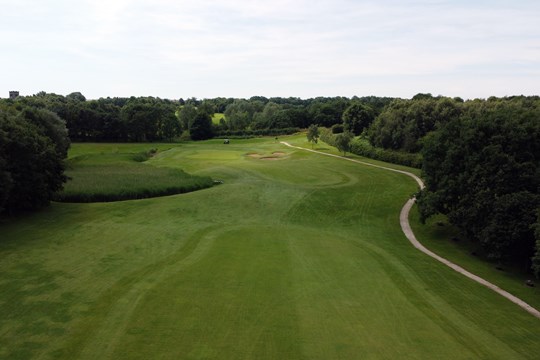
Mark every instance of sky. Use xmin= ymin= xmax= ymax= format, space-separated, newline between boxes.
xmin=1 ymin=0 xmax=539 ymax=100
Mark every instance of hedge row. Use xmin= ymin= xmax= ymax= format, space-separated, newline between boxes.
xmin=349 ymin=138 xmax=422 ymax=168
xmin=213 ymin=127 xmax=299 ymax=138
xmin=320 ymin=128 xmax=422 ymax=168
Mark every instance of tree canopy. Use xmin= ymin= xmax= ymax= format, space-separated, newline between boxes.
xmin=0 ymin=107 xmax=69 ymax=213
xmin=417 ymin=99 xmax=540 ymax=267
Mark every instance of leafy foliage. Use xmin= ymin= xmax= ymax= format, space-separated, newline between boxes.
xmin=0 ymin=108 xmax=69 ymax=213
xmin=189 ymin=111 xmax=213 ymax=140
xmin=417 ymin=99 xmax=540 ymax=267
xmin=334 ymin=131 xmax=353 ymax=156
xmin=368 ymin=96 xmax=462 ymax=152
xmin=349 ymin=138 xmax=422 ymax=168
xmin=342 ymin=102 xmax=375 ymax=136
xmin=306 ymin=124 xmax=319 ymax=148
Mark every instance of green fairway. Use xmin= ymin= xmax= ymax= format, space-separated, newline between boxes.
xmin=0 ymin=135 xmax=539 ymax=359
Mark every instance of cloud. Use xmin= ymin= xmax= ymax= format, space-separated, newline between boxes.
xmin=0 ymin=0 xmax=539 ymax=98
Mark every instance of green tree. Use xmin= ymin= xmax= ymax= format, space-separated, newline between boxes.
xmin=0 ymin=109 xmax=68 ymax=213
xmin=189 ymin=111 xmax=213 ymax=140
xmin=532 ymin=211 xmax=540 ymax=277
xmin=342 ymin=103 xmax=374 ymax=136
xmin=224 ymin=99 xmax=261 ymax=130
xmin=21 ymin=107 xmax=70 ymax=157
xmin=334 ymin=131 xmax=353 ymax=156
xmin=306 ymin=124 xmax=320 ymax=148
xmin=178 ymin=104 xmax=197 ymax=131
xmin=157 ymin=105 xmax=181 ymax=140
xmin=417 ymin=99 xmax=540 ymax=267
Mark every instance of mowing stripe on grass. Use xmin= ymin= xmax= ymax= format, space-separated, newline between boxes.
xmin=281 ymin=141 xmax=540 ymax=320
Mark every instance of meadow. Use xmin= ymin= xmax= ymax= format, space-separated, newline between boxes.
xmin=0 ymin=135 xmax=539 ymax=359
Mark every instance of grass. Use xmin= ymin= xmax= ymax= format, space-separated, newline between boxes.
xmin=0 ymin=134 xmax=539 ymax=359
xmin=212 ymin=113 xmax=225 ymax=125
xmin=55 ymin=145 xmax=214 ymax=202
xmin=409 ymin=208 xmax=540 ymax=311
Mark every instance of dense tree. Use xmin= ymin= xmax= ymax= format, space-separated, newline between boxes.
xmin=368 ymin=97 xmax=462 ymax=152
xmin=224 ymin=99 xmax=261 ymax=130
xmin=342 ymin=103 xmax=375 ymax=136
xmin=0 ymin=124 xmax=12 ymax=213
xmin=189 ymin=110 xmax=213 ymax=140
xmin=0 ymin=109 xmax=68 ymax=213
xmin=251 ymin=102 xmax=282 ymax=129
xmin=178 ymin=103 xmax=197 ymax=131
xmin=533 ymin=211 xmax=540 ymax=277
xmin=20 ymin=107 xmax=70 ymax=157
xmin=417 ymin=99 xmax=540 ymax=268
xmin=157 ymin=107 xmax=181 ymax=141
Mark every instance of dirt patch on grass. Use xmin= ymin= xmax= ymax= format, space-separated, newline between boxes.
xmin=272 ymin=152 xmax=285 ymax=156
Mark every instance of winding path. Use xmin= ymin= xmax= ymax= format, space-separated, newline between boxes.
xmin=281 ymin=141 xmax=540 ymax=319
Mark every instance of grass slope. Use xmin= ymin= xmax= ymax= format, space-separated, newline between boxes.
xmin=0 ymin=135 xmax=539 ymax=359
xmin=56 ymin=144 xmax=214 ymax=202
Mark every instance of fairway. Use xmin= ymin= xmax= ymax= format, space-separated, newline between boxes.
xmin=0 ymin=135 xmax=539 ymax=359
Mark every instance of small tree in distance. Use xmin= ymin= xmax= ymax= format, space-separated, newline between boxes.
xmin=306 ymin=124 xmax=320 ymax=149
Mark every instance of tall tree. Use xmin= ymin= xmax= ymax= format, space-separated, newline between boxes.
xmin=189 ymin=111 xmax=213 ymax=140
xmin=342 ymin=103 xmax=374 ymax=136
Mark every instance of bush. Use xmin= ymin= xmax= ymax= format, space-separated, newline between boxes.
xmin=319 ymin=127 xmax=336 ymax=147
xmin=319 ymin=128 xmax=422 ymax=168
xmin=350 ymin=138 xmax=422 ymax=168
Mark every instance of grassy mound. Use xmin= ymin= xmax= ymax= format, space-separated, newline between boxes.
xmin=55 ymin=148 xmax=214 ymax=202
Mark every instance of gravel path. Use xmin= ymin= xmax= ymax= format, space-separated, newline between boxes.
xmin=281 ymin=141 xmax=540 ymax=319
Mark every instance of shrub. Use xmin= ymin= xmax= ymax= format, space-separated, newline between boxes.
xmin=349 ymin=138 xmax=422 ymax=168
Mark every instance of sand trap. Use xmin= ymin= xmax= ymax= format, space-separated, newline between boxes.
xmin=272 ymin=152 xmax=285 ymax=156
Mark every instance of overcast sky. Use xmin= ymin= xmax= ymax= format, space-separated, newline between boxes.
xmin=1 ymin=0 xmax=539 ymax=100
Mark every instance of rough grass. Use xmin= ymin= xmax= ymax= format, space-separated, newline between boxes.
xmin=0 ymin=135 xmax=539 ymax=359
xmin=55 ymin=146 xmax=214 ymax=202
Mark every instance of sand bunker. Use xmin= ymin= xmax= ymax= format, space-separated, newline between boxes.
xmin=246 ymin=151 xmax=287 ymax=160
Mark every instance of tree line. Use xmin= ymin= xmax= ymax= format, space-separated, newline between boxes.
xmin=0 ymin=92 xmax=395 ymax=142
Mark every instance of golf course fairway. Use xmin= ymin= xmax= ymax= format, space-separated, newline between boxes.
xmin=0 ymin=135 xmax=539 ymax=359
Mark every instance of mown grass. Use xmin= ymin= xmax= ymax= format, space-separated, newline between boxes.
xmin=0 ymin=134 xmax=539 ymax=359
xmin=211 ymin=113 xmax=225 ymax=125
xmin=55 ymin=145 xmax=214 ymax=202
